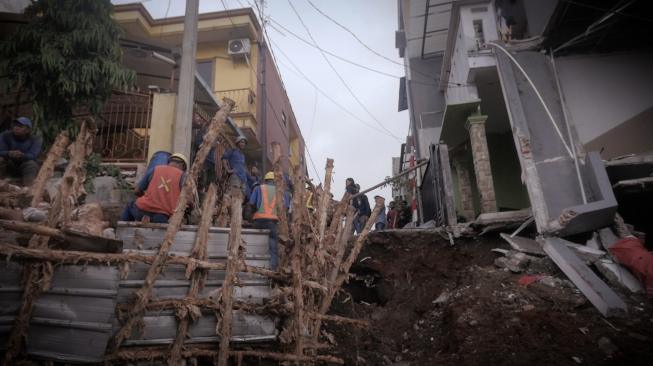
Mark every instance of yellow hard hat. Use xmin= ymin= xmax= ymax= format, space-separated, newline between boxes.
xmin=169 ymin=153 xmax=189 ymax=169
xmin=264 ymin=171 xmax=275 ymax=180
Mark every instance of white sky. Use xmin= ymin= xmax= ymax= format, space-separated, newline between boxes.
xmin=113 ymin=0 xmax=409 ymax=202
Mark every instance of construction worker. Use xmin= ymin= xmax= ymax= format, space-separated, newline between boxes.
xmin=0 ymin=117 xmax=42 ymax=185
xmin=120 ymin=153 xmax=188 ymax=224
xmin=222 ymin=136 xmax=250 ymax=199
xmin=387 ymin=201 xmax=399 ymax=229
xmin=249 ymin=171 xmax=287 ymax=270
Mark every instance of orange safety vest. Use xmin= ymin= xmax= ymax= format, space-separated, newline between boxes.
xmin=253 ymin=184 xmax=278 ymax=220
xmin=135 ymin=165 xmax=184 ymax=216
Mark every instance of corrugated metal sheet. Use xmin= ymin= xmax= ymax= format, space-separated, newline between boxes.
xmin=0 ymin=223 xmax=277 ymax=362
xmin=113 ymin=223 xmax=277 ymax=345
xmin=0 ymin=263 xmax=119 ymax=363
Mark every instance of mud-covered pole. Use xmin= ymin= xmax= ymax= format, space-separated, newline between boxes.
xmin=217 ymin=186 xmax=244 ymax=366
xmin=317 ymin=158 xmax=334 ymax=243
xmin=29 ymin=132 xmax=70 ymax=206
xmin=108 ymin=98 xmax=235 ymax=354
xmin=168 ymin=183 xmax=218 ymax=366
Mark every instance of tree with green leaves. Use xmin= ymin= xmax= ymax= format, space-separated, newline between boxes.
xmin=0 ymin=0 xmax=135 ymax=143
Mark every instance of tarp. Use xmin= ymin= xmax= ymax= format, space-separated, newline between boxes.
xmin=609 ymin=237 xmax=653 ymax=298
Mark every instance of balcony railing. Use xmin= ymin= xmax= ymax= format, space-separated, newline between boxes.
xmin=95 ymin=91 xmax=152 ymax=162
xmin=215 ymin=88 xmax=256 ymax=116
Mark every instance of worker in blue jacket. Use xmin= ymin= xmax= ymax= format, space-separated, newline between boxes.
xmin=0 ymin=117 xmax=42 ymax=185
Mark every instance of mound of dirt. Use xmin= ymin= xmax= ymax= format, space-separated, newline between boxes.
xmin=325 ymin=231 xmax=653 ymax=366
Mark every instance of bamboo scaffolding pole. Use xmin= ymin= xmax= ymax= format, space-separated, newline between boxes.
xmin=0 ymin=242 xmax=326 ymax=289
xmin=108 ymin=100 xmax=235 ymax=353
xmin=2 ymin=121 xmax=95 ymax=366
xmin=307 ymin=313 xmax=370 ymax=327
xmin=29 ymin=132 xmax=69 ymax=206
xmin=122 ymin=297 xmax=291 ymax=316
xmin=217 ymin=186 xmax=243 ymax=366
xmin=317 ymin=158 xmax=334 ymax=243
xmin=108 ymin=347 xmax=344 ymax=364
xmin=312 ymin=200 xmax=384 ymax=341
xmin=290 ymin=170 xmax=306 ymax=361
xmin=168 ymin=183 xmax=218 ymax=366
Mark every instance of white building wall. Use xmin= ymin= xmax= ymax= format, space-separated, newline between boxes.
xmin=556 ymin=53 xmax=653 ymax=145
xmin=445 ymin=4 xmax=499 ymax=104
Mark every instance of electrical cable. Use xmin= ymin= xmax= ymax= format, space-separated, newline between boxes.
xmin=272 ymin=42 xmax=398 ymax=139
xmin=239 ymin=0 xmax=323 ymax=184
xmin=286 ymin=0 xmax=402 ymax=142
xmin=268 ymin=16 xmax=468 ymax=88
xmin=305 ymin=0 xmax=443 ymax=83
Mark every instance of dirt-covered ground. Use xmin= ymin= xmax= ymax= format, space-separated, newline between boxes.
xmin=326 ymin=230 xmax=653 ymax=366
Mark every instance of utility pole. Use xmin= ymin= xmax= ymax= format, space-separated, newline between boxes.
xmin=173 ymin=0 xmax=199 ymax=158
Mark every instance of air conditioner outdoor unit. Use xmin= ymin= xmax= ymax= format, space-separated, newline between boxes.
xmin=228 ymin=38 xmax=251 ymax=58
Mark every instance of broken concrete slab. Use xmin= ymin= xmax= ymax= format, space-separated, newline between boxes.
xmin=598 ymin=227 xmax=620 ymax=250
xmin=565 ymin=242 xmax=606 ymax=264
xmin=495 ymin=250 xmax=532 ymax=273
xmin=586 ymin=232 xmax=601 ymax=251
xmin=540 ymin=236 xmax=627 ymax=318
xmin=595 ymin=259 xmax=643 ymax=294
xmin=500 ymin=233 xmax=545 ymax=256
xmin=474 ymin=208 xmax=532 ymax=227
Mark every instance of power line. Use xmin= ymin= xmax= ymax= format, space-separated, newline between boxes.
xmin=272 ymin=42 xmax=397 ymax=139
xmin=268 ymin=18 xmax=411 ymax=82
xmin=305 ymin=0 xmax=444 ymax=84
xmin=239 ymin=0 xmax=323 ymax=184
xmin=286 ymin=0 xmax=402 ymax=142
xmin=268 ymin=16 xmax=468 ymax=88
xmin=307 ymin=88 xmax=318 ymax=140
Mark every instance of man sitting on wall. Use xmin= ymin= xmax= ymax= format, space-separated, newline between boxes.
xmin=0 ymin=117 xmax=42 ymax=185
xmin=120 ymin=153 xmax=188 ymax=224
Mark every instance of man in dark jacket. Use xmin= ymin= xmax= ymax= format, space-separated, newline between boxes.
xmin=347 ymin=182 xmax=371 ymax=234
xmin=0 ymin=117 xmax=42 ymax=185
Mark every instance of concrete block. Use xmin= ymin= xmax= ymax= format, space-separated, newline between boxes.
xmin=541 ymin=237 xmax=627 ymax=318
xmin=500 ymin=233 xmax=545 ymax=256
xmin=565 ymin=242 xmax=606 ymax=264
xmin=595 ymin=259 xmax=643 ymax=294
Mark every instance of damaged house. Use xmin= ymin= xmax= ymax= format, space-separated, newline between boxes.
xmin=395 ymin=0 xmax=653 ymax=313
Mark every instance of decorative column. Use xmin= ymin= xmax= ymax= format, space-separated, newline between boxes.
xmin=453 ymin=161 xmax=476 ymax=221
xmin=466 ymin=114 xmax=497 ymax=213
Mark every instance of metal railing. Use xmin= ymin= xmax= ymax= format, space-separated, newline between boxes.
xmin=214 ymin=88 xmax=256 ymax=115
xmin=95 ymin=91 xmax=152 ymax=162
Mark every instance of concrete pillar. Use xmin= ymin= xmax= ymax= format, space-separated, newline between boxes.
xmin=454 ymin=161 xmax=476 ymax=221
xmin=466 ymin=114 xmax=497 ymax=213
xmin=173 ymin=0 xmax=199 ymax=159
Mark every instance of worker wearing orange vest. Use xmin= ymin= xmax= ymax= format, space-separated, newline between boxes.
xmin=249 ymin=171 xmax=283 ymax=270
xmin=120 ymin=153 xmax=188 ymax=224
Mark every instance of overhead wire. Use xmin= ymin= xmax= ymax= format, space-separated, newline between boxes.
xmin=285 ymin=0 xmax=402 ymax=142
xmin=272 ymin=43 xmax=397 ymax=139
xmin=305 ymin=0 xmax=445 ymax=84
xmin=247 ymin=0 xmax=323 ymax=184
xmin=267 ymin=16 xmax=469 ymax=88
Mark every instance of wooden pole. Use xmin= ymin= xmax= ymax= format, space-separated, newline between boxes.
xmin=217 ymin=187 xmax=243 ymax=366
xmin=29 ymin=132 xmax=69 ymax=206
xmin=109 ymin=347 xmax=344 ymax=364
xmin=317 ymin=159 xmax=334 ymax=243
xmin=0 ymin=242 xmax=298 ymax=283
xmin=290 ymin=170 xmax=306 ymax=361
xmin=168 ymin=183 xmax=218 ymax=366
xmin=2 ymin=121 xmax=95 ymax=366
xmin=350 ymin=159 xmax=428 ymax=200
xmin=108 ymin=99 xmax=234 ymax=353
xmin=313 ymin=200 xmax=384 ymax=341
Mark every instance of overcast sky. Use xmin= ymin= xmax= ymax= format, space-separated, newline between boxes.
xmin=113 ymin=0 xmax=409 ymax=202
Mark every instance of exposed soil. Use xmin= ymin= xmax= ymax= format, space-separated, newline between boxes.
xmin=326 ymin=231 xmax=653 ymax=366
